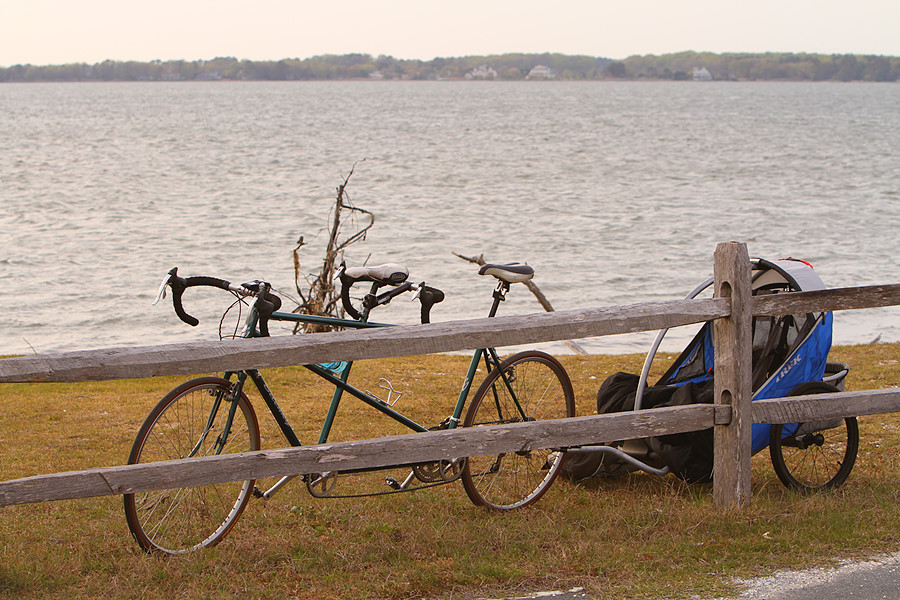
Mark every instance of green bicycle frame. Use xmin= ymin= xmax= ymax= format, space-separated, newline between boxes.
xmin=215 ymin=280 xmax=517 ymax=497
xmin=241 ymin=308 xmax=503 ymax=448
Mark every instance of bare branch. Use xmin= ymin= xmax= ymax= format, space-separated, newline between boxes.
xmin=291 ymin=163 xmax=374 ymax=332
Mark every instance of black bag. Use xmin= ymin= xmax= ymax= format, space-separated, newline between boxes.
xmin=560 ymin=372 xmax=715 ymax=483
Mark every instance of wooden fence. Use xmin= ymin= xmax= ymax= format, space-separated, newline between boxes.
xmin=1 ymin=242 xmax=898 ymax=509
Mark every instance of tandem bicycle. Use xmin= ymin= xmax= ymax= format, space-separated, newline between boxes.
xmin=124 ymin=261 xmax=575 ymax=554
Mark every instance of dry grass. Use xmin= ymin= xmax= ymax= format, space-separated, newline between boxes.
xmin=0 ymin=343 xmax=898 ymax=599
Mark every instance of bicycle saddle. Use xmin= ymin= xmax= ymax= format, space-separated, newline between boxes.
xmin=478 ymin=263 xmax=534 ymax=283
xmin=343 ymin=263 xmax=409 ymax=285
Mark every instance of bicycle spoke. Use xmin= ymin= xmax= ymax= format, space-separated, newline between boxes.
xmin=462 ymin=351 xmax=574 ymax=510
xmin=124 ymin=378 xmax=259 ymax=554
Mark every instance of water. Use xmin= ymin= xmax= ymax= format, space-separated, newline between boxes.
xmin=1 ymin=81 xmax=898 ymax=357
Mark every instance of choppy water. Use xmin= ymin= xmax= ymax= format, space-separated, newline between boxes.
xmin=1 ymin=80 xmax=898 ymax=357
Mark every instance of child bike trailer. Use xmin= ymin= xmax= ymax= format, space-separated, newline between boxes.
xmin=563 ymin=258 xmax=858 ymax=493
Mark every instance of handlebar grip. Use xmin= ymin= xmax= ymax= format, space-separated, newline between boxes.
xmin=255 ymin=297 xmax=277 ymax=337
xmin=339 ymin=270 xmax=363 ymax=321
xmin=376 ymin=281 xmax=413 ymax=306
xmin=172 ymin=275 xmax=234 ymax=327
xmin=185 ymin=276 xmax=234 ymax=290
xmin=171 ymin=286 xmax=199 ymax=326
xmin=418 ymin=286 xmax=445 ymax=324
xmin=163 ymin=269 xmax=282 ymax=333
xmin=165 ymin=269 xmax=199 ymax=327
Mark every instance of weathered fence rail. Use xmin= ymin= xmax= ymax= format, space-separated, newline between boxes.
xmin=0 ymin=404 xmax=730 ymax=506
xmin=0 ymin=298 xmax=731 ymax=383
xmin=2 ymin=284 xmax=896 ymax=385
xmin=1 ymin=242 xmax=898 ymax=509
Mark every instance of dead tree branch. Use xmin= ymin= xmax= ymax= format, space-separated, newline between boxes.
xmin=292 ymin=163 xmax=374 ymax=332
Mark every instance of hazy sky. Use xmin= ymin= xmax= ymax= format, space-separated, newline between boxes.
xmin=3 ymin=0 xmax=899 ymax=67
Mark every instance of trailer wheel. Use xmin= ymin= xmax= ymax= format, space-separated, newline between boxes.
xmin=769 ymin=381 xmax=858 ymax=493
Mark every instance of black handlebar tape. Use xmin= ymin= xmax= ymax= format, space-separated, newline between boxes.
xmin=170 ymin=276 xmax=232 ymax=327
xmin=170 ymin=283 xmax=198 ymax=326
xmin=375 ymin=281 xmax=413 ymax=306
xmin=339 ymin=271 xmax=363 ymax=321
xmin=165 ymin=270 xmax=198 ymax=327
xmin=418 ymin=286 xmax=445 ymax=324
xmin=254 ymin=297 xmax=275 ymax=337
xmin=168 ymin=272 xmax=283 ymax=332
xmin=265 ymin=291 xmax=282 ymax=312
xmin=185 ymin=276 xmax=233 ymax=290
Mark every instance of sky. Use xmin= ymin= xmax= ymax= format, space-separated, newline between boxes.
xmin=2 ymin=0 xmax=899 ymax=67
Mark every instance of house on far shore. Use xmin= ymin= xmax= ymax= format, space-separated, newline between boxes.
xmin=465 ymin=65 xmax=498 ymax=80
xmin=693 ymin=67 xmax=713 ymax=81
xmin=526 ymin=65 xmax=556 ymax=79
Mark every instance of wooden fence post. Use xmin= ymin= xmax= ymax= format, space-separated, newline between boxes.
xmin=712 ymin=242 xmax=753 ymax=507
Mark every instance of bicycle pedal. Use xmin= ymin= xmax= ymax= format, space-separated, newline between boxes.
xmin=386 ymin=470 xmax=417 ymax=490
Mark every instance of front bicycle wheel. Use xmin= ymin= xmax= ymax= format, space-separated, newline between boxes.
xmin=769 ymin=381 xmax=859 ymax=493
xmin=123 ymin=377 xmax=260 ymax=554
xmin=461 ymin=351 xmax=575 ymax=510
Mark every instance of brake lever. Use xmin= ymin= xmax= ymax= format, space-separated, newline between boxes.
xmin=153 ymin=271 xmax=173 ymax=306
xmin=410 ymin=282 xmax=425 ymax=302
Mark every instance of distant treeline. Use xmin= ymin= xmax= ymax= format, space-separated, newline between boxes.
xmin=625 ymin=51 xmax=900 ymax=82
xmin=2 ymin=51 xmax=899 ymax=82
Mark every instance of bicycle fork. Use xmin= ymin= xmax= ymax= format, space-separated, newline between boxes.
xmin=190 ymin=375 xmax=245 ymax=459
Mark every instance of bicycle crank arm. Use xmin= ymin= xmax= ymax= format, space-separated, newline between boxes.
xmin=385 ymin=470 xmax=417 ymax=490
xmin=257 ymin=474 xmax=296 ymax=499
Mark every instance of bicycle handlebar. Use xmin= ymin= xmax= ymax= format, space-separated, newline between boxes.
xmin=157 ymin=263 xmax=441 ymax=336
xmin=413 ymin=284 xmax=444 ymax=324
xmin=157 ymin=267 xmax=282 ymax=336
xmin=338 ymin=269 xmax=364 ymax=321
xmin=338 ymin=263 xmax=444 ymax=324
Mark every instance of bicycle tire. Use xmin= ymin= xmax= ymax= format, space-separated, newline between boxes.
xmin=123 ymin=377 xmax=260 ymax=554
xmin=768 ymin=381 xmax=859 ymax=493
xmin=461 ymin=350 xmax=575 ymax=510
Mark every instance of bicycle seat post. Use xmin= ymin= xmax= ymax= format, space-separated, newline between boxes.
xmin=487 ymin=281 xmax=511 ymax=318
xmin=477 ymin=262 xmax=532 ymax=318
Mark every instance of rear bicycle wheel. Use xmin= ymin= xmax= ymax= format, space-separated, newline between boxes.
xmin=461 ymin=351 xmax=575 ymax=510
xmin=123 ymin=377 xmax=260 ymax=554
xmin=768 ymin=381 xmax=859 ymax=493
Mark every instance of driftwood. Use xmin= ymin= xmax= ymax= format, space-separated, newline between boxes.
xmin=453 ymin=252 xmax=588 ymax=354
xmin=292 ymin=163 xmax=374 ymax=332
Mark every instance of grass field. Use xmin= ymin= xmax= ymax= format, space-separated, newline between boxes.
xmin=1 ymin=343 xmax=897 ymax=599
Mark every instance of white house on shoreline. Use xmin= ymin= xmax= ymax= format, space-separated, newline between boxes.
xmin=465 ymin=65 xmax=498 ymax=79
xmin=693 ymin=67 xmax=712 ymax=81
xmin=526 ymin=65 xmax=556 ymax=79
